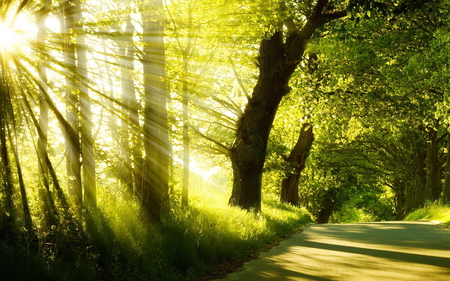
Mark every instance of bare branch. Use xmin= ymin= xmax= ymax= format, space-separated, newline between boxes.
xmin=228 ymin=56 xmax=250 ymax=102
xmin=190 ymin=126 xmax=230 ymax=155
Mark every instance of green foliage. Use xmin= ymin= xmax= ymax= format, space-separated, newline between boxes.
xmin=405 ymin=204 xmax=450 ymax=227
xmin=331 ymin=206 xmax=375 ymax=223
xmin=1 ymin=184 xmax=311 ymax=281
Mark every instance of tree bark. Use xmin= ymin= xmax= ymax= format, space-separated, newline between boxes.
xmin=181 ymin=3 xmax=195 ymax=207
xmin=181 ymin=52 xmax=190 ymax=207
xmin=0 ymin=76 xmax=15 ymax=230
xmin=229 ymin=0 xmax=345 ymax=211
xmin=443 ymin=133 xmax=450 ymax=203
xmin=425 ymin=127 xmax=441 ymax=202
xmin=36 ymin=0 xmax=51 ymax=192
xmin=317 ymin=188 xmax=337 ymax=224
xmin=59 ymin=1 xmax=82 ymax=206
xmin=280 ymin=123 xmax=314 ymax=205
xmin=141 ymin=0 xmax=170 ymax=221
xmin=118 ymin=16 xmax=141 ymax=196
xmin=73 ymin=0 xmax=96 ymax=205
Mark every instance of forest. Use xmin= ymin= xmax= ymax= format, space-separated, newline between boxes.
xmin=1 ymin=0 xmax=449 ymax=280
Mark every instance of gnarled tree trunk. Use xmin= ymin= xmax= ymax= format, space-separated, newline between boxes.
xmin=229 ymin=0 xmax=345 ymax=211
xmin=280 ymin=123 xmax=314 ymax=205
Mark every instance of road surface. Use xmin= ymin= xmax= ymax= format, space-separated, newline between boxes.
xmin=217 ymin=221 xmax=450 ymax=280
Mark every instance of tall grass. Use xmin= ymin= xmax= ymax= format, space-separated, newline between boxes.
xmin=0 ymin=185 xmax=312 ymax=280
xmin=404 ymin=204 xmax=450 ymax=227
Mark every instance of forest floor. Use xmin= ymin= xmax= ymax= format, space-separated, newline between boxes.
xmin=213 ymin=221 xmax=450 ymax=281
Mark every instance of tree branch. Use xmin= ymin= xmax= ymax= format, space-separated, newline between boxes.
xmin=190 ymin=126 xmax=230 ymax=155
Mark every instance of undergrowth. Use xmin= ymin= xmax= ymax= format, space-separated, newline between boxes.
xmin=0 ymin=188 xmax=312 ymax=281
xmin=404 ymin=204 xmax=450 ymax=227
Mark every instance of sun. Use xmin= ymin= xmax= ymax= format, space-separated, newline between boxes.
xmin=0 ymin=22 xmax=20 ymax=51
xmin=0 ymin=9 xmax=35 ymax=56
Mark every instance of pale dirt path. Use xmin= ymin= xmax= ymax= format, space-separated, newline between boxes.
xmin=216 ymin=221 xmax=450 ymax=281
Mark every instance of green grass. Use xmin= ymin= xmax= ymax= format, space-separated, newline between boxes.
xmin=404 ymin=204 xmax=450 ymax=227
xmin=0 ymin=187 xmax=312 ymax=281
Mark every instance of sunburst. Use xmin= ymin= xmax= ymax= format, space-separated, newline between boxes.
xmin=0 ymin=21 xmax=18 ymax=53
xmin=0 ymin=9 xmax=34 ymax=57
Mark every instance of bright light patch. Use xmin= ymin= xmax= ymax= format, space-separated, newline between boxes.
xmin=0 ymin=23 xmax=17 ymax=50
xmin=0 ymin=12 xmax=34 ymax=55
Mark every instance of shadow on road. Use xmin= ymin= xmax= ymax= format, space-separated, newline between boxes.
xmin=219 ymin=221 xmax=450 ymax=281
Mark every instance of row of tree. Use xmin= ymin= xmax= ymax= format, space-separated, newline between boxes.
xmin=1 ymin=0 xmax=450 ymax=241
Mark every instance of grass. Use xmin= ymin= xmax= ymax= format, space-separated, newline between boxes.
xmin=404 ymin=204 xmax=450 ymax=227
xmin=0 ymin=187 xmax=312 ymax=281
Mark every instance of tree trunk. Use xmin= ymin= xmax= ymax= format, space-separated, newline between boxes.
xmin=36 ymin=0 xmax=51 ymax=191
xmin=181 ymin=3 xmax=194 ymax=207
xmin=118 ymin=16 xmax=140 ymax=196
xmin=317 ymin=188 xmax=337 ymax=224
xmin=73 ymin=0 xmax=96 ymax=205
xmin=141 ymin=0 xmax=170 ymax=221
xmin=443 ymin=133 xmax=450 ymax=203
xmin=229 ymin=1 xmax=345 ymax=211
xmin=394 ymin=180 xmax=406 ymax=220
xmin=181 ymin=52 xmax=190 ymax=207
xmin=425 ymin=127 xmax=441 ymax=203
xmin=0 ymin=77 xmax=15 ymax=230
xmin=59 ymin=2 xmax=82 ymax=206
xmin=35 ymin=1 xmax=53 ymax=229
xmin=280 ymin=123 xmax=314 ymax=205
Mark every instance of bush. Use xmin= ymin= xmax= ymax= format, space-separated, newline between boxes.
xmin=405 ymin=204 xmax=450 ymax=226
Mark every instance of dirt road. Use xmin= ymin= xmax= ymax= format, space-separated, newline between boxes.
xmin=217 ymin=221 xmax=450 ymax=280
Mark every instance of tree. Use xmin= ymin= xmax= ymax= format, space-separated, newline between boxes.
xmin=229 ymin=0 xmax=346 ymax=211
xmin=141 ymin=0 xmax=171 ymax=221
xmin=59 ymin=0 xmax=83 ymax=206
xmin=118 ymin=14 xmax=141 ymax=196
xmin=280 ymin=122 xmax=314 ymax=205
xmin=71 ymin=0 xmax=97 ymax=205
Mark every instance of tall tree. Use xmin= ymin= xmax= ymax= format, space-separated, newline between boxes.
xmin=141 ymin=0 xmax=170 ymax=221
xmin=73 ymin=0 xmax=96 ymax=205
xmin=59 ymin=0 xmax=82 ymax=206
xmin=118 ymin=15 xmax=141 ymax=196
xmin=229 ymin=0 xmax=346 ymax=211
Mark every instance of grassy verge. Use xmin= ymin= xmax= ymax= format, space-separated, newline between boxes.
xmin=404 ymin=204 xmax=450 ymax=227
xmin=0 ymin=190 xmax=312 ymax=281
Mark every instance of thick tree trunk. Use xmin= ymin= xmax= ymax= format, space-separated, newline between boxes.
xmin=229 ymin=1 xmax=345 ymax=211
xmin=141 ymin=0 xmax=170 ymax=221
xmin=280 ymin=123 xmax=314 ymax=205
xmin=317 ymin=188 xmax=337 ymax=224
xmin=229 ymin=31 xmax=291 ymax=211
